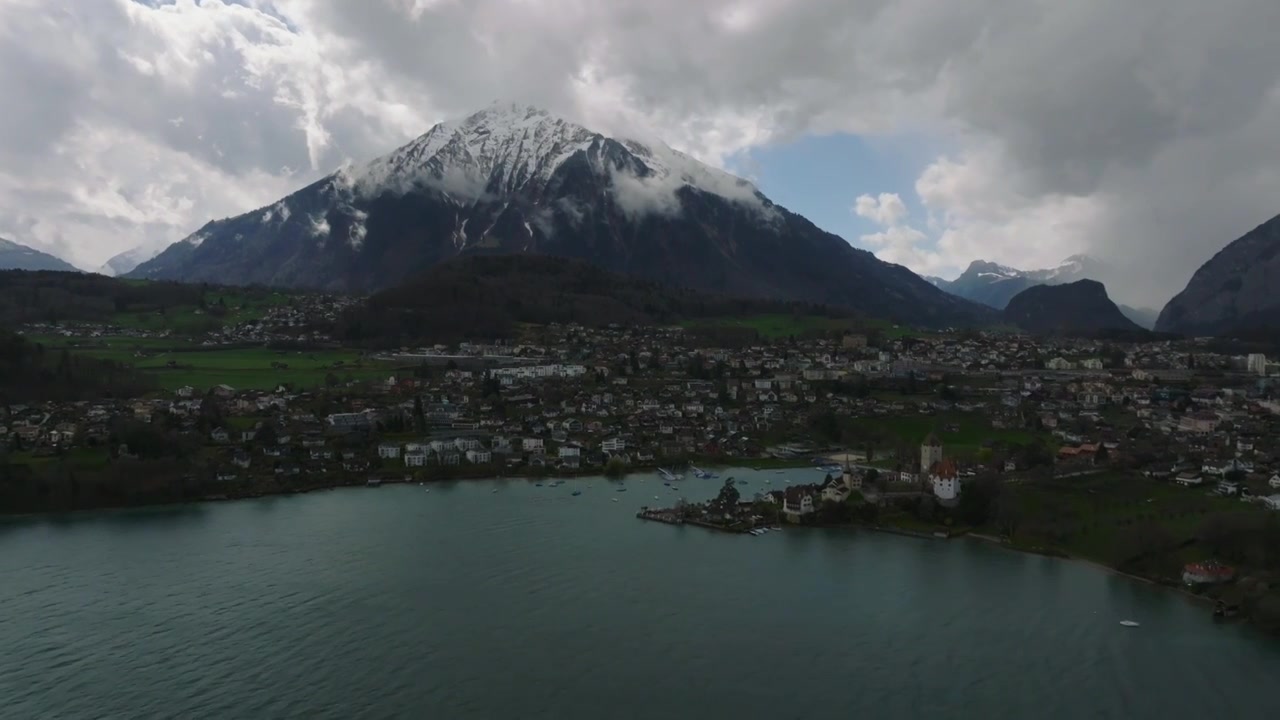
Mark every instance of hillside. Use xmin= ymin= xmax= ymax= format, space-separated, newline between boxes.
xmin=0 ymin=270 xmax=295 ymax=336
xmin=1003 ymin=280 xmax=1144 ymax=336
xmin=1156 ymin=213 xmax=1280 ymax=336
xmin=334 ymin=254 xmax=857 ymax=346
xmin=130 ymin=104 xmax=990 ymax=328
xmin=0 ymin=238 xmax=79 ymax=273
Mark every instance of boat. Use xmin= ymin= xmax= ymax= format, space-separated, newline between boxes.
xmin=617 ymin=487 xmax=628 ymax=492
xmin=654 ymin=495 xmax=660 ymax=500
xmin=572 ymin=490 xmax=582 ymax=497
xmin=491 ymin=488 xmax=498 ymax=493
xmin=817 ymin=465 xmax=842 ymax=474
xmin=1119 ymin=620 xmax=1140 ymax=627
xmin=612 ymin=498 xmax=619 ymax=502
xmin=690 ymin=465 xmax=719 ymax=480
xmin=535 ymin=483 xmax=543 ymax=487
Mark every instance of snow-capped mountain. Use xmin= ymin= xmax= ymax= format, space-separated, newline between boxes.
xmin=130 ymin=103 xmax=989 ymax=326
xmin=98 ymin=244 xmax=165 ymax=277
xmin=929 ymin=256 xmax=1108 ymax=309
xmin=0 ymin=237 xmax=80 ymax=272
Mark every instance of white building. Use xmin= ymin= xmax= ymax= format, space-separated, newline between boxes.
xmin=404 ymin=451 xmax=429 ymax=467
xmin=454 ymin=437 xmax=482 ymax=451
xmin=602 ymin=437 xmax=626 ymax=453
xmin=921 ymin=433 xmax=943 ymax=474
xmin=1080 ymin=358 xmax=1104 ymax=370
xmin=782 ymin=488 xmax=815 ymax=522
xmin=466 ymin=449 xmax=492 ymax=464
xmin=377 ymin=443 xmax=402 ymax=459
xmin=930 ymin=460 xmax=961 ymax=502
xmin=1248 ymin=353 xmax=1268 ymax=376
xmin=523 ymin=437 xmax=544 ymax=452
xmin=559 ymin=445 xmax=581 ymax=459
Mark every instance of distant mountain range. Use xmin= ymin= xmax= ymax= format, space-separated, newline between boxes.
xmin=1156 ymin=213 xmax=1280 ymax=336
xmin=0 ymin=237 xmax=79 ymax=273
xmin=129 ymin=103 xmax=990 ymax=328
xmin=1003 ymin=280 xmax=1144 ymax=336
xmin=98 ymin=245 xmax=164 ymax=277
xmin=929 ymin=255 xmax=1159 ymax=329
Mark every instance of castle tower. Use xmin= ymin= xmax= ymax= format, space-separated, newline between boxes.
xmin=921 ymin=432 xmax=943 ymax=473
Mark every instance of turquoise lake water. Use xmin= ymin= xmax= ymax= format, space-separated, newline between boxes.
xmin=2 ymin=467 xmax=1278 ymax=719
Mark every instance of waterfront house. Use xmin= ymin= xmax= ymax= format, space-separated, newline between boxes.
xmin=782 ymin=486 xmax=816 ymax=523
xmin=378 ymin=443 xmax=402 ymax=460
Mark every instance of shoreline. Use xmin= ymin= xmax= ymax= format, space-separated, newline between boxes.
xmin=962 ymin=532 xmax=1217 ymax=607
xmin=0 ymin=458 xmax=816 ymax=519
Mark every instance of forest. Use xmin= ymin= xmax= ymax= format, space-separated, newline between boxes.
xmin=334 ymin=253 xmax=858 ymax=347
xmin=0 ymin=330 xmax=153 ymax=402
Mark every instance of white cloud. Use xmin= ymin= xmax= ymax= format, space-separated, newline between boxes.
xmin=853 ymin=193 xmax=909 ymax=227
xmin=0 ymin=0 xmax=1276 ymax=307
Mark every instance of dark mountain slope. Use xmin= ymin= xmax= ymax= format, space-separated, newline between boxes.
xmin=131 ymin=104 xmax=990 ymax=328
xmin=1003 ymin=280 xmax=1143 ymax=336
xmin=1156 ymin=214 xmax=1280 ymax=335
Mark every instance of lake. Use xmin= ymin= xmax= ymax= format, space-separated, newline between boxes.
xmin=2 ymin=467 xmax=1278 ymax=719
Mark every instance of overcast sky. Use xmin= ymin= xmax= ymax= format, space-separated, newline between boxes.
xmin=2 ymin=0 xmax=1279 ymax=307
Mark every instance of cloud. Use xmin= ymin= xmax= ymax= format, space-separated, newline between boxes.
xmin=854 ymin=193 xmax=909 ymax=227
xmin=0 ymin=0 xmax=1276 ymax=307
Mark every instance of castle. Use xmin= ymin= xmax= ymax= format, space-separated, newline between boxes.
xmin=921 ymin=432 xmax=960 ymax=504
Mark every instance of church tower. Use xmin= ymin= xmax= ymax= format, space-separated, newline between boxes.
xmin=921 ymin=432 xmax=943 ymax=473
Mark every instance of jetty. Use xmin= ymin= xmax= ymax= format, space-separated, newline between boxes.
xmin=636 ymin=508 xmax=747 ymax=534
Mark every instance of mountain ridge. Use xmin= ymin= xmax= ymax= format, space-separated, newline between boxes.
xmin=1156 ymin=213 xmax=1280 ymax=336
xmin=0 ymin=237 xmax=80 ymax=273
xmin=129 ymin=103 xmax=990 ymax=328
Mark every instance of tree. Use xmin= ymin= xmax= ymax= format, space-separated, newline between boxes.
xmin=711 ymin=477 xmax=741 ymax=510
xmin=604 ymin=456 xmax=627 ymax=479
xmin=1093 ymin=444 xmax=1110 ymax=466
xmin=412 ymin=396 xmax=426 ymax=432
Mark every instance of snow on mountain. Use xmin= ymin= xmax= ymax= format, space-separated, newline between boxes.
xmin=355 ymin=103 xmax=767 ymax=217
xmin=932 ymin=256 xmax=1107 ymax=309
xmin=98 ymin=244 xmax=166 ymax=276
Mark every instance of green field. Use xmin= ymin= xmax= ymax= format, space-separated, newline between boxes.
xmin=106 ymin=288 xmax=294 ymax=335
xmin=127 ymin=348 xmax=394 ymax=391
xmin=847 ymin=412 xmax=1047 ymax=456
xmin=999 ymin=473 xmax=1259 ymax=568
xmin=34 ymin=336 xmax=398 ymax=391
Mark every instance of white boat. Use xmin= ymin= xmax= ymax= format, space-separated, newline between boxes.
xmin=1119 ymin=620 xmax=1140 ymax=627
xmin=612 ymin=498 xmax=619 ymax=502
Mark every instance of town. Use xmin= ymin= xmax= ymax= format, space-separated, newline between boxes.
xmin=4 ymin=310 xmax=1280 ymax=629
